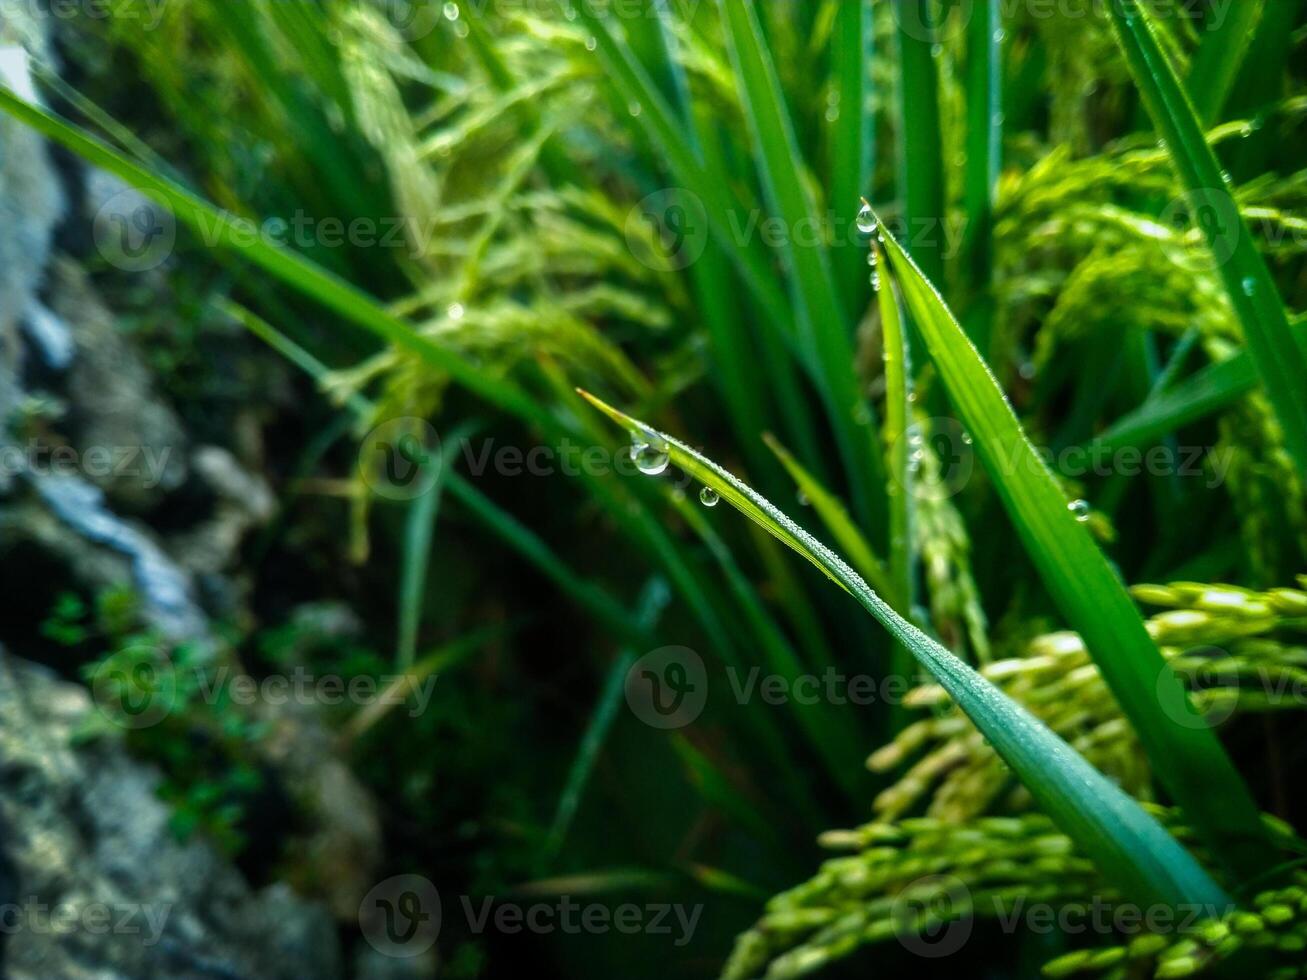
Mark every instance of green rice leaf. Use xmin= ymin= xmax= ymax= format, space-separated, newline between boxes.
xmin=576 ymin=389 xmax=1230 ymax=910
xmin=1107 ymin=0 xmax=1307 ymax=476
xmin=716 ymin=0 xmax=884 ymax=520
xmin=873 ymin=208 xmax=1278 ymax=881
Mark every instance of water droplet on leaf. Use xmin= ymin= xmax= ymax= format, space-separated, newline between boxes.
xmin=699 ymin=487 xmax=719 ymax=508
xmin=631 ymin=434 xmax=669 ymax=476
xmin=856 ymin=202 xmax=877 ymax=235
xmin=1067 ymin=499 xmax=1090 ymax=522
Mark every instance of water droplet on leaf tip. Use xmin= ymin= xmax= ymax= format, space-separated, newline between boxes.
xmin=856 ymin=202 xmax=877 ymax=235
xmin=631 ymin=433 xmax=669 ymax=476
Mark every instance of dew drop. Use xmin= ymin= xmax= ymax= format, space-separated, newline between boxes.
xmin=1241 ymin=276 xmax=1256 ymax=297
xmin=699 ymin=486 xmax=720 ymax=508
xmin=442 ymin=1 xmax=460 ymax=20
xmin=447 ymin=302 xmax=466 ymax=321
xmin=1067 ymin=499 xmax=1090 ymax=522
xmin=632 ymin=434 xmax=669 ymax=475
xmin=1019 ymin=361 xmax=1036 ymax=381
xmin=628 ymin=100 xmax=643 ymax=117
xmin=856 ymin=202 xmax=877 ymax=235
xmin=585 ymin=35 xmax=597 ymax=51
xmin=796 ymin=488 xmax=811 ymax=507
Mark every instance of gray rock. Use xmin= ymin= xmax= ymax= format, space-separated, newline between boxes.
xmin=51 ymin=257 xmax=189 ymax=507
xmin=0 ymin=650 xmax=344 ymax=980
xmin=32 ymin=473 xmax=208 ymax=643
xmin=0 ymin=22 xmax=64 ymax=427
xmin=171 ymin=446 xmax=275 ymax=577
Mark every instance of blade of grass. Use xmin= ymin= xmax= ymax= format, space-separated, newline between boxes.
xmin=567 ymin=0 xmax=833 ymax=477
xmin=396 ymin=432 xmax=456 ymax=670
xmin=1092 ymin=315 xmax=1306 ymax=450
xmin=11 ymin=90 xmax=749 ymax=677
xmin=226 ymin=301 xmax=652 ymax=649
xmin=1185 ymin=0 xmax=1265 ymax=126
xmin=543 ymin=577 xmax=672 ymax=864
xmin=875 ymin=242 xmax=917 ymax=721
xmin=1107 ymin=0 xmax=1307 ymax=477
xmin=962 ymin=0 xmax=1002 ymax=354
xmin=894 ymin=0 xmax=947 ymax=286
xmin=830 ymin=0 xmax=874 ymax=319
xmin=762 ymin=434 xmax=897 ymax=607
xmin=673 ymin=492 xmax=866 ymax=801
xmin=876 ymin=241 xmax=915 ymax=621
xmin=717 ymin=0 xmax=884 ymax=528
xmin=567 ymin=2 xmax=794 ymax=337
xmin=1094 ymin=352 xmax=1257 ymax=449
xmin=567 ymin=0 xmax=831 ymax=480
xmin=671 ymin=735 xmax=781 ymax=846
xmin=576 ymin=388 xmax=1230 ymax=911
xmin=1224 ymin=0 xmax=1301 ymax=179
xmin=0 ymin=88 xmax=553 ymax=432
xmin=872 ymin=209 xmax=1277 ymax=882
xmin=340 ymin=625 xmax=510 ymax=745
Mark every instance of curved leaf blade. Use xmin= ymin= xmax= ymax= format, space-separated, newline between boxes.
xmin=576 ymin=388 xmax=1228 ymax=911
xmin=1107 ymin=0 xmax=1307 ymax=477
xmin=873 ymin=209 xmax=1277 ymax=881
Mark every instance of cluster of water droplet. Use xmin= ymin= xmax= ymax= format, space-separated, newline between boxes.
xmin=627 ymin=431 xmax=723 ymax=508
xmin=857 ymin=201 xmax=882 ymax=291
xmin=442 ymin=2 xmax=469 ymax=38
